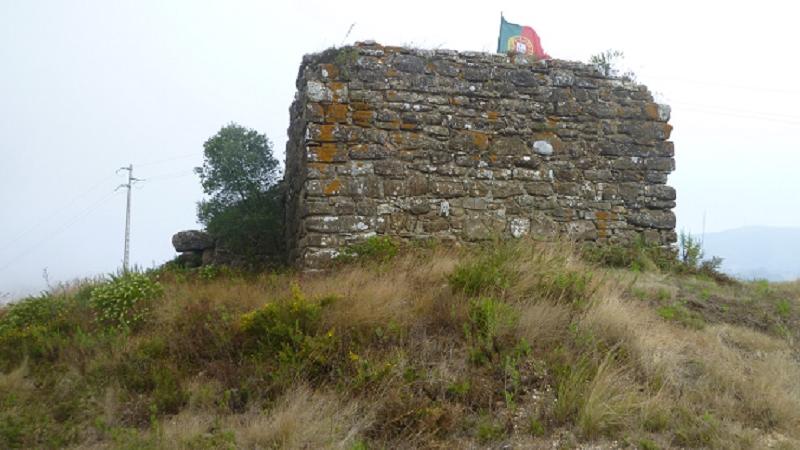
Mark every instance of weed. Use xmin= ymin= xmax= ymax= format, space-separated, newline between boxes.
xmin=656 ymin=303 xmax=705 ymax=329
xmin=336 ymin=236 xmax=399 ymax=265
xmin=446 ymin=380 xmax=470 ymax=398
xmin=775 ymin=299 xmax=791 ymax=318
xmin=91 ymin=272 xmax=163 ymax=329
xmin=463 ymin=297 xmax=517 ymax=364
xmin=449 ymin=244 xmax=513 ymax=295
xmin=528 ymin=416 xmax=545 ymax=436
xmin=638 ymin=438 xmax=660 ymax=450
xmin=475 ymin=415 xmax=505 ymax=443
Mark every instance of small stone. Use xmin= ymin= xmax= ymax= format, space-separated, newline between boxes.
xmin=533 ymin=140 xmax=554 ymax=156
xmin=509 ymin=217 xmax=530 ymax=238
xmin=306 ymin=81 xmax=332 ymax=102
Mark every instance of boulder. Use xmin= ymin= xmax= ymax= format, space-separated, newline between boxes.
xmin=172 ymin=230 xmax=215 ymax=252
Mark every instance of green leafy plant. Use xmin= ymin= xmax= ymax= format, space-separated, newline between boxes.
xmin=90 ymin=272 xmax=163 ymax=329
xmin=195 ymin=123 xmax=285 ymax=266
xmin=240 ymin=282 xmax=322 ymax=357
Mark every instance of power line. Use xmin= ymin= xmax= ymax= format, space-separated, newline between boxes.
xmin=142 ymin=169 xmax=196 ymax=182
xmin=677 ymin=105 xmax=800 ymax=127
xmin=0 ymin=173 xmax=119 ymax=255
xmin=135 ymin=153 xmax=197 ymax=167
xmin=647 ymin=74 xmax=800 ymax=97
xmin=0 ymin=190 xmax=122 ymax=273
xmin=672 ymin=100 xmax=800 ymax=122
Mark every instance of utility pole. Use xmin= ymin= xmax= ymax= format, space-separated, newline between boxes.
xmin=117 ymin=165 xmax=141 ymax=272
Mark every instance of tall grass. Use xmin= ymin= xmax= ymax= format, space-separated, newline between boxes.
xmin=0 ymin=238 xmax=798 ymax=448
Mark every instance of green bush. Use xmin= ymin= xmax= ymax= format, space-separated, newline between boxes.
xmin=90 ymin=273 xmax=163 ymax=329
xmin=0 ymin=294 xmax=64 ymax=335
xmin=775 ymin=299 xmax=792 ymax=318
xmin=240 ymin=283 xmax=322 ymax=356
xmin=0 ymin=294 xmax=74 ymax=370
xmin=239 ymin=283 xmax=338 ymax=384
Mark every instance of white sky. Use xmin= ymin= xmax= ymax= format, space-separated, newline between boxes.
xmin=1 ymin=0 xmax=798 ymax=299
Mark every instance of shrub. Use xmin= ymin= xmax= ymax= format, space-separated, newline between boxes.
xmin=0 ymin=294 xmax=65 ymax=335
xmin=90 ymin=273 xmax=163 ymax=329
xmin=464 ymin=297 xmax=518 ymax=364
xmin=776 ymin=299 xmax=792 ymax=318
xmin=449 ymin=245 xmax=513 ymax=295
xmin=240 ymin=283 xmax=322 ymax=357
xmin=0 ymin=294 xmax=75 ymax=369
xmin=239 ymin=283 xmax=338 ymax=383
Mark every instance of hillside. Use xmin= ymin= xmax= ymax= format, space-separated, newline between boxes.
xmin=701 ymin=227 xmax=800 ymax=281
xmin=1 ymin=239 xmax=799 ymax=449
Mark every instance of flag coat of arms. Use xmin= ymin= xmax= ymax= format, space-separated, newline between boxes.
xmin=497 ymin=16 xmax=550 ymax=59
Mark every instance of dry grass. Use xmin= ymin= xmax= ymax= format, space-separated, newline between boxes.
xmin=580 ymin=292 xmax=800 ymax=445
xmin=230 ymin=386 xmax=372 ymax=449
xmin=0 ymin=358 xmax=30 ymax=393
xmin=515 ymin=301 xmax=572 ymax=349
xmin=307 ymin=247 xmax=459 ymax=330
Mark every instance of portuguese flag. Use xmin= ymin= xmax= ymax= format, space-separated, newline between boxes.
xmin=497 ymin=15 xmax=550 ymax=59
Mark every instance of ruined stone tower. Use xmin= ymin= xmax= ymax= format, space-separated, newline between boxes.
xmin=284 ymin=42 xmax=676 ymax=268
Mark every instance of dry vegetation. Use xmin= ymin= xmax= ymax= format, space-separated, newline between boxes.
xmin=1 ymin=238 xmax=799 ymax=449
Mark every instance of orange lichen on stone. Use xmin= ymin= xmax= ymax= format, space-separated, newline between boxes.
xmin=386 ymin=91 xmax=399 ymax=101
xmin=308 ymin=103 xmax=324 ymax=119
xmin=489 ymin=153 xmax=497 ymax=163
xmin=662 ymin=123 xmax=673 ymax=139
xmin=386 ymin=68 xmax=399 ymax=77
xmin=351 ymin=101 xmax=371 ymax=111
xmin=324 ymin=104 xmax=348 ymax=123
xmin=353 ymin=110 xmax=375 ymax=127
xmin=317 ymin=125 xmax=336 ymax=142
xmin=328 ymin=82 xmax=346 ymax=102
xmin=323 ymin=178 xmax=342 ymax=195
xmin=644 ymin=103 xmax=660 ymax=120
xmin=308 ymin=162 xmax=330 ymax=176
xmin=487 ymin=111 xmax=499 ymax=122
xmin=546 ymin=116 xmax=559 ymax=130
xmin=594 ymin=211 xmax=618 ymax=238
xmin=449 ymin=97 xmax=466 ymax=106
xmin=469 ymin=131 xmax=490 ymax=151
xmin=314 ymin=144 xmax=339 ymax=162
xmin=320 ymin=63 xmax=339 ymax=80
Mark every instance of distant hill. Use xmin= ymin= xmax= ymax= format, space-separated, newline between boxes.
xmin=700 ymin=226 xmax=800 ymax=281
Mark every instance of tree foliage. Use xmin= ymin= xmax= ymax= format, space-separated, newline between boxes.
xmin=195 ymin=123 xmax=284 ymax=265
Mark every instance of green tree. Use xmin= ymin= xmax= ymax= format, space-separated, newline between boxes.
xmin=195 ymin=123 xmax=284 ymax=265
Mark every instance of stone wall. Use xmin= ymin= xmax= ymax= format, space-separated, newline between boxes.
xmin=285 ymin=42 xmax=676 ymax=268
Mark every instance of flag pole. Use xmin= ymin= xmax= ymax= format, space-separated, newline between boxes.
xmin=498 ymin=12 xmax=503 ymax=53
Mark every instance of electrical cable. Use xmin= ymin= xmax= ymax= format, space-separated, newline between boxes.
xmin=0 ymin=190 xmax=122 ymax=272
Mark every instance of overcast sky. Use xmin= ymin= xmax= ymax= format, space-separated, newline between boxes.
xmin=1 ymin=0 xmax=798 ymax=299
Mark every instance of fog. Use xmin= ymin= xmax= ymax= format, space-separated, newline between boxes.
xmin=2 ymin=0 xmax=799 ymax=300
